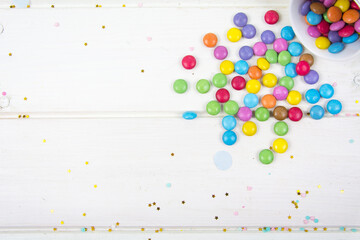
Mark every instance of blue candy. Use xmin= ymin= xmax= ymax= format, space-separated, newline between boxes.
xmin=288 ymin=42 xmax=303 ymax=56
xmin=307 ymin=11 xmax=322 ymax=25
xmin=243 ymin=93 xmax=259 ymax=108
xmin=305 ymin=89 xmax=321 ymax=104
xmin=285 ymin=63 xmax=298 ymax=78
xmin=235 ymin=60 xmax=249 ymax=75
xmin=343 ymin=33 xmax=359 ymax=44
xmin=327 ymin=99 xmax=342 ymax=115
xmin=222 ymin=131 xmax=237 ymax=145
xmin=182 ymin=111 xmax=197 ymax=120
xmin=319 ymin=83 xmax=334 ymax=99
xmin=310 ymin=105 xmax=325 ymax=120
xmin=222 ymin=115 xmax=237 ymax=130
xmin=281 ymin=26 xmax=295 ymax=41
xmin=328 ymin=42 xmax=344 ymax=54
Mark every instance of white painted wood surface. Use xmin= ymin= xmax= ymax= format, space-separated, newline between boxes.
xmin=0 ymin=0 xmax=360 ymax=239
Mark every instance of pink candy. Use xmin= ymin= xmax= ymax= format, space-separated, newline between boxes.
xmin=307 ymin=26 xmax=321 ymax=38
xmin=273 ymin=86 xmax=288 ymax=100
xmin=355 ymin=20 xmax=360 ymax=33
xmin=237 ymin=107 xmax=252 ymax=121
xmin=253 ymin=42 xmax=267 ymax=56
xmin=338 ymin=25 xmax=355 ymax=37
xmin=317 ymin=19 xmax=330 ymax=35
xmin=330 ymin=20 xmax=345 ymax=31
xmin=323 ymin=0 xmax=336 ymax=7
xmin=273 ymin=38 xmax=288 ymax=53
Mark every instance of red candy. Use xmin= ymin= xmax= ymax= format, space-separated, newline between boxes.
xmin=264 ymin=10 xmax=279 ymax=25
xmin=351 ymin=0 xmax=360 ymax=10
xmin=296 ymin=61 xmax=310 ymax=76
xmin=338 ymin=25 xmax=355 ymax=37
xmin=182 ymin=55 xmax=196 ymax=70
xmin=317 ymin=19 xmax=330 ymax=34
xmin=288 ymin=107 xmax=303 ymax=121
xmin=216 ymin=88 xmax=230 ymax=103
xmin=231 ymin=76 xmax=246 ymax=90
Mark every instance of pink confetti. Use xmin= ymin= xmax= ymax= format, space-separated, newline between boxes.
xmin=242 ymin=227 xmax=247 ymax=231
xmin=147 ymin=37 xmax=152 ymax=41
xmin=2 ymin=92 xmax=6 ymax=96
xmin=242 ymin=205 xmax=245 ymax=208
xmin=301 ymin=193 xmax=306 ymax=198
xmin=54 ymin=22 xmax=60 ymax=27
xmin=271 ymin=227 xmax=275 ymax=231
xmin=354 ymin=114 xmax=358 ymax=116
xmin=234 ymin=211 xmax=239 ymax=216
xmin=138 ymin=2 xmax=143 ymax=7
xmin=189 ymin=47 xmax=195 ymax=51
xmin=284 ymin=227 xmax=288 ymax=231
xmin=332 ymin=82 xmax=337 ymax=87
xmin=310 ymin=216 xmax=315 ymax=221
xmin=346 ymin=113 xmax=351 ymax=116
xmin=304 ymin=220 xmax=309 ymax=224
xmin=247 ymin=186 xmax=253 ymax=191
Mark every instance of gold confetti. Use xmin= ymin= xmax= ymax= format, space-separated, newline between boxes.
xmin=288 ymin=215 xmax=291 ymax=219
xmin=314 ymin=227 xmax=317 ymax=231
xmin=84 ymin=42 xmax=88 ymax=46
xmin=155 ymin=230 xmax=159 ymax=233
xmin=356 ymin=100 xmax=359 ymax=104
xmin=43 ymin=139 xmax=46 ymax=143
xmin=340 ymin=189 xmax=344 ymax=193
xmin=305 ymin=230 xmax=308 ymax=232
xmin=51 ymin=5 xmax=54 ymax=8
xmin=288 ymin=228 xmax=292 ymax=232
xmin=27 ymin=5 xmax=30 ymax=8
xmin=67 ymin=169 xmax=71 ymax=173
xmin=323 ymin=227 xmax=327 ymax=231
xmin=181 ymin=201 xmax=185 ymax=204
xmin=122 ymin=4 xmax=126 ymax=7
xmin=108 ymin=228 xmax=112 ymax=232
xmin=94 ymin=184 xmax=98 ymax=188
xmin=60 ymin=221 xmax=64 ymax=225
xmin=212 ymin=194 xmax=216 ymax=198
xmin=171 ymin=153 xmax=174 ymax=156
xmin=225 ymin=193 xmax=229 ymax=196
xmin=152 ymin=202 xmax=156 ymax=206
xmin=99 ymin=5 xmax=102 ymax=7
xmin=148 ymin=204 xmax=151 ymax=207
xmin=50 ymin=209 xmax=54 ymax=213
xmin=305 ymin=190 xmax=309 ymax=194
xmin=53 ymin=228 xmax=57 ymax=231
xmin=116 ymin=222 xmax=119 ymax=226
xmin=83 ymin=213 xmax=86 ymax=216
xmin=102 ymin=25 xmax=105 ymax=29
xmin=24 ymin=97 xmax=27 ymax=100
xmin=9 ymin=53 xmax=12 ymax=56
xmin=23 ymin=115 xmax=26 ymax=118
xmin=141 ymin=69 xmax=144 ymax=73
xmin=223 ymin=228 xmax=227 ymax=232
xmin=357 ymin=113 xmax=360 ymax=116
xmin=214 ymin=216 xmax=218 ymax=220
xmin=258 ymin=228 xmax=262 ymax=231
xmin=26 ymin=115 xmax=29 ymax=118
xmin=96 ymin=4 xmax=99 ymax=7
xmin=156 ymin=207 xmax=160 ymax=211
xmin=141 ymin=228 xmax=145 ymax=231
xmin=290 ymin=155 xmax=294 ymax=159
xmin=159 ymin=228 xmax=163 ymax=232
xmin=85 ymin=161 xmax=89 ymax=165
xmin=91 ymin=226 xmax=95 ymax=231
xmin=318 ymin=184 xmax=321 ymax=189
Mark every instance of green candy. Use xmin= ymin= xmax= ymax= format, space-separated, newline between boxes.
xmin=206 ymin=100 xmax=221 ymax=115
xmin=323 ymin=11 xmax=332 ymax=23
xmin=196 ymin=79 xmax=211 ymax=94
xmin=212 ymin=73 xmax=227 ymax=88
xmin=279 ymin=76 xmax=294 ymax=91
xmin=223 ymin=100 xmax=239 ymax=115
xmin=278 ymin=51 xmax=291 ymax=66
xmin=255 ymin=107 xmax=270 ymax=121
xmin=173 ymin=79 xmax=188 ymax=93
xmin=274 ymin=121 xmax=288 ymax=136
xmin=265 ymin=49 xmax=278 ymax=64
xmin=259 ymin=149 xmax=274 ymax=164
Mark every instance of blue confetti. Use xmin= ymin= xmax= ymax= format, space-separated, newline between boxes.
xmin=314 ymin=219 xmax=319 ymax=223
xmin=182 ymin=111 xmax=197 ymax=120
xmin=300 ymin=227 xmax=305 ymax=231
xmin=306 ymin=216 xmax=310 ymax=220
xmin=349 ymin=139 xmax=354 ymax=143
xmin=81 ymin=227 xmax=86 ymax=232
xmin=351 ymin=229 xmax=357 ymax=232
xmin=166 ymin=183 xmax=172 ymax=188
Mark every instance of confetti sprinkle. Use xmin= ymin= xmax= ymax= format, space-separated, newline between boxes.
xmin=214 ymin=216 xmax=218 ymax=220
xmin=2 ymin=92 xmax=6 ymax=96
xmin=340 ymin=189 xmax=344 ymax=193
xmin=84 ymin=43 xmax=88 ymax=46
xmin=67 ymin=169 xmax=71 ymax=173
xmin=85 ymin=161 xmax=89 ymax=165
xmin=212 ymin=194 xmax=215 ymax=198
xmin=141 ymin=228 xmax=145 ymax=231
xmin=43 ymin=139 xmax=46 ymax=143
xmin=53 ymin=228 xmax=57 ymax=231
xmin=247 ymin=186 xmax=253 ymax=191
xmin=189 ymin=47 xmax=195 ymax=51
xmin=323 ymin=227 xmax=327 ymax=231
xmin=223 ymin=228 xmax=227 ymax=232
xmin=314 ymin=227 xmax=317 ymax=231
xmin=122 ymin=4 xmax=126 ymax=7
xmin=148 ymin=204 xmax=152 ymax=207
xmin=156 ymin=207 xmax=160 ymax=211
xmin=225 ymin=192 xmax=229 ymax=196
xmin=213 ymin=151 xmax=232 ymax=170
xmin=234 ymin=211 xmax=239 ymax=216
xmin=81 ymin=228 xmax=86 ymax=232
xmin=290 ymin=155 xmax=294 ymax=159
xmin=102 ymin=25 xmax=105 ymax=29
xmin=24 ymin=97 xmax=27 ymax=100
xmin=54 ymin=22 xmax=60 ymax=27
xmin=318 ymin=185 xmax=321 ymax=188
xmin=116 ymin=222 xmax=119 ymax=226
xmin=181 ymin=201 xmax=185 ymax=204
xmin=152 ymin=202 xmax=156 ymax=206
xmin=141 ymin=69 xmax=144 ymax=73
xmin=165 ymin=183 xmax=172 ymax=188
xmin=60 ymin=221 xmax=64 ymax=225
xmin=83 ymin=213 xmax=86 ymax=216
xmin=332 ymin=82 xmax=337 ymax=87
xmin=94 ymin=184 xmax=97 ymax=188
xmin=108 ymin=229 xmax=112 ymax=232
xmin=9 ymin=53 xmax=12 ymax=56
xmin=51 ymin=5 xmax=54 ymax=8
xmin=351 ymin=229 xmax=357 ymax=232
xmin=288 ymin=215 xmax=291 ymax=219
xmin=349 ymin=139 xmax=354 ymax=143
xmin=50 ymin=209 xmax=54 ymax=213
xmin=171 ymin=153 xmax=174 ymax=156
xmin=356 ymin=100 xmax=359 ymax=104
xmin=314 ymin=219 xmax=319 ymax=223
xmin=147 ymin=37 xmax=152 ymax=41
xmin=91 ymin=226 xmax=95 ymax=231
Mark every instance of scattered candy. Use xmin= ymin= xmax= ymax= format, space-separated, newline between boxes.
xmin=299 ymin=53 xmax=314 ymax=66
xmin=278 ymin=51 xmax=291 ymax=66
xmin=305 ymin=89 xmax=321 ymax=104
xmin=274 ymin=121 xmax=288 ymax=136
xmin=242 ymin=24 xmax=256 ymax=39
xmin=182 ymin=55 xmax=196 ymax=69
xmin=216 ymin=88 xmax=230 ymax=103
xmin=220 ymin=60 xmax=234 ymax=75
xmin=239 ymin=46 xmax=254 ymax=60
xmin=222 ymin=115 xmax=237 ymax=130
xmin=281 ymin=26 xmax=295 ymax=41
xmin=273 ymin=38 xmax=288 ymax=53
xmin=231 ymin=76 xmax=246 ymax=90
xmin=196 ymin=79 xmax=211 ymax=94
xmin=273 ymin=138 xmax=288 ymax=153
xmin=253 ymin=42 xmax=267 ymax=56
xmin=234 ymin=12 xmax=248 ymax=27
xmin=315 ymin=36 xmax=331 ymax=49
xmin=288 ymin=107 xmax=303 ymax=121
xmin=255 ymin=107 xmax=270 ymax=121
xmin=183 ymin=111 xmax=197 ymax=120
xmin=214 ymin=46 xmax=228 ymax=60
xmin=257 ymin=57 xmax=270 ymax=70
xmin=304 ymin=70 xmax=319 ymax=84
xmin=244 ymin=93 xmax=259 ymax=108
xmin=265 ymin=49 xmax=278 ymax=63
xmin=288 ymin=42 xmax=303 ymax=56
xmin=273 ymin=106 xmax=288 ymax=120
xmin=261 ymin=30 xmax=276 ymax=44
xmin=259 ymin=149 xmax=274 ymax=164
xmin=203 ymin=33 xmax=218 ymax=47
xmin=207 ymin=100 xmax=221 ymax=115
xmin=238 ymin=106 xmax=253 ymax=121
xmin=235 ymin=60 xmax=249 ymax=75
xmin=227 ymin=27 xmax=242 ymax=42
xmin=327 ymin=99 xmax=342 ymax=114
xmin=287 ymin=90 xmax=302 ymax=105
xmin=223 ymin=131 xmax=237 ymax=145
xmin=242 ymin=121 xmax=257 ymax=136
xmin=261 ymin=94 xmax=277 ymax=108
xmin=273 ymin=86 xmax=289 ymax=100
xmin=310 ymin=105 xmax=325 ymax=120
xmin=248 ymin=66 xmax=262 ymax=79
xmin=296 ymin=61 xmax=310 ymax=76
xmin=285 ymin=63 xmax=298 ymax=78
xmin=246 ymin=79 xmax=261 ymax=93
xmin=173 ymin=79 xmax=188 ymax=93
xmin=264 ymin=10 xmax=279 ymax=24
xmin=262 ymin=73 xmax=278 ymax=88
xmin=328 ymin=42 xmax=344 ymax=53
xmin=279 ymin=76 xmax=294 ymax=91
xmin=224 ymin=100 xmax=239 ymax=115
xmin=213 ymin=73 xmax=227 ymax=88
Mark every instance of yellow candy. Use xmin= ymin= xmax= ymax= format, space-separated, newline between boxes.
xmin=242 ymin=121 xmax=257 ymax=136
xmin=273 ymin=138 xmax=288 ymax=153
xmin=287 ymin=90 xmax=302 ymax=105
xmin=334 ymin=0 xmax=350 ymax=12
xmin=257 ymin=58 xmax=270 ymax=71
xmin=262 ymin=73 xmax=277 ymax=88
xmin=246 ymin=79 xmax=261 ymax=94
xmin=220 ymin=60 xmax=234 ymax=75
xmin=315 ymin=37 xmax=331 ymax=49
xmin=227 ymin=28 xmax=242 ymax=42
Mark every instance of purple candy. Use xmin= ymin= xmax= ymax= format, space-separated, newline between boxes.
xmin=214 ymin=46 xmax=228 ymax=60
xmin=304 ymin=70 xmax=319 ymax=85
xmin=237 ymin=107 xmax=252 ymax=121
xmin=233 ymin=12 xmax=248 ymax=27
xmin=273 ymin=86 xmax=289 ymax=100
xmin=323 ymin=0 xmax=336 ymax=7
xmin=239 ymin=46 xmax=254 ymax=60
xmin=253 ymin=42 xmax=267 ymax=56
xmin=261 ymin=30 xmax=276 ymax=44
xmin=307 ymin=25 xmax=321 ymax=38
xmin=273 ymin=38 xmax=288 ymax=53
xmin=355 ymin=20 xmax=360 ymax=33
xmin=301 ymin=1 xmax=311 ymax=16
xmin=330 ymin=20 xmax=345 ymax=31
xmin=328 ymin=31 xmax=342 ymax=43
xmin=242 ymin=24 xmax=256 ymax=39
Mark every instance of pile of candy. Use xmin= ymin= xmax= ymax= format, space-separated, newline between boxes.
xmin=173 ymin=10 xmax=343 ymax=164
xmin=302 ymin=0 xmax=360 ymax=53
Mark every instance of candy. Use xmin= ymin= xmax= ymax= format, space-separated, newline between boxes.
xmin=288 ymin=107 xmax=303 ymax=121
xmin=328 ymin=31 xmax=342 ymax=43
xmin=307 ymin=11 xmax=322 ymax=25
xmin=273 ymin=138 xmax=288 ymax=153
xmin=233 ymin=12 xmax=248 ymax=27
xmin=261 ymin=30 xmax=276 ymax=44
xmin=223 ymin=131 xmax=237 ymax=145
xmin=355 ymin=19 xmax=360 ymax=33
xmin=248 ymin=66 xmax=262 ymax=79
xmin=305 ymin=89 xmax=321 ymax=104
xmin=327 ymin=99 xmax=342 ymax=114
xmin=315 ymin=36 xmax=331 ymax=49
xmin=304 ymin=70 xmax=319 ymax=84
xmin=261 ymin=94 xmax=277 ymax=108
xmin=220 ymin=60 xmax=234 ymax=75
xmin=216 ymin=88 xmax=230 ymax=103
xmin=288 ymin=42 xmax=303 ymax=57
xmin=173 ymin=79 xmax=188 ymax=93
xmin=310 ymin=105 xmax=325 ymax=120
xmin=338 ymin=25 xmax=354 ymax=37
xmin=327 ymin=6 xmax=343 ymax=22
xmin=287 ymin=90 xmax=302 ymax=105
xmin=319 ymin=83 xmax=334 ymax=98
xmin=273 ymin=106 xmax=288 ymax=120
xmin=278 ymin=51 xmax=291 ymax=66
xmin=264 ymin=10 xmax=279 ymax=24
xmin=259 ymin=149 xmax=274 ymax=164
xmin=237 ymin=106 xmax=252 ymax=121
xmin=330 ymin=20 xmax=345 ymax=31
xmin=279 ymin=76 xmax=294 ymax=91
xmin=323 ymin=10 xmax=332 ymax=23
xmin=242 ymin=121 xmax=257 ymax=136
xmin=227 ymin=28 xmax=242 ymax=42
xmin=207 ymin=100 xmax=221 ymax=115
xmin=244 ymin=93 xmax=259 ymax=108
xmin=231 ymin=76 xmax=246 ymax=90
xmin=273 ymin=86 xmax=289 ymax=100
xmin=246 ymin=79 xmax=261 ymax=93
xmin=343 ymin=33 xmax=359 ymax=43
xmin=281 ymin=26 xmax=295 ymax=41
xmin=317 ymin=19 xmax=330 ymax=34
xmin=262 ymin=73 xmax=278 ymax=88
xmin=285 ymin=63 xmax=298 ymax=78
xmin=255 ymin=107 xmax=270 ymax=121
xmin=253 ymin=42 xmax=267 ymax=56
xmin=265 ymin=49 xmax=278 ymax=63
xmin=343 ymin=9 xmax=359 ymax=23
xmin=273 ymin=38 xmax=288 ymax=53
xmin=182 ymin=55 xmax=196 ymax=69
xmin=214 ymin=46 xmax=228 ymax=60
xmin=328 ymin=42 xmax=345 ymax=53
xmin=274 ymin=121 xmax=288 ymax=136
xmin=299 ymin=53 xmax=314 ymax=66
xmin=196 ymin=79 xmax=211 ymax=94
xmin=257 ymin=58 xmax=270 ymax=70
xmin=351 ymin=0 xmax=360 ymax=10
xmin=296 ymin=61 xmax=310 ymax=76
xmin=324 ymin=0 xmax=336 ymax=8
xmin=235 ymin=60 xmax=249 ymax=75
xmin=308 ymin=25 xmax=322 ymax=38
xmin=311 ymin=2 xmax=326 ymax=14
xmin=301 ymin=1 xmax=312 ymax=16
xmin=183 ymin=111 xmax=197 ymax=120
xmin=213 ymin=73 xmax=227 ymax=88
xmin=222 ymin=115 xmax=237 ymax=130
xmin=203 ymin=33 xmax=218 ymax=48
xmin=239 ymin=46 xmax=254 ymax=60
xmin=242 ymin=24 xmax=256 ymax=39
xmin=334 ymin=0 xmax=350 ymax=12
xmin=224 ymin=100 xmax=239 ymax=115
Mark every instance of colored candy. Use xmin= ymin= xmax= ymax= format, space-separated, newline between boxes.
xmin=246 ymin=79 xmax=261 ymax=93
xmin=227 ymin=28 xmax=242 ymax=42
xmin=288 ymin=107 xmax=303 ymax=121
xmin=223 ymin=131 xmax=237 ymax=145
xmin=237 ymin=106 xmax=252 ymax=121
xmin=274 ymin=121 xmax=288 ymax=136
xmin=308 ymin=25 xmax=322 ymax=38
xmin=262 ymin=73 xmax=278 ymax=88
xmin=255 ymin=107 xmax=270 ymax=121
xmin=222 ymin=115 xmax=237 ymax=130
xmin=224 ymin=100 xmax=239 ymax=115
xmin=182 ymin=111 xmax=197 ymax=120
xmin=220 ymin=60 xmax=234 ymax=75
xmin=214 ymin=46 xmax=228 ymax=60
xmin=310 ymin=105 xmax=325 ymax=120
xmin=213 ymin=73 xmax=227 ymax=88
xmin=296 ymin=61 xmax=310 ymax=76
xmin=203 ymin=33 xmax=218 ymax=47
xmin=261 ymin=94 xmax=277 ymax=108
xmin=235 ymin=60 xmax=249 ymax=75
xmin=328 ymin=31 xmax=342 ymax=43
xmin=319 ymin=83 xmax=334 ymax=98
xmin=330 ymin=20 xmax=345 ymax=31
xmin=233 ymin=12 xmax=248 ymax=27
xmin=206 ymin=101 xmax=221 ymax=115
xmin=273 ymin=86 xmax=289 ymax=100
xmin=317 ymin=19 xmax=330 ymax=34
xmin=231 ymin=76 xmax=246 ymax=90
xmin=278 ymin=51 xmax=291 ymax=66
xmin=288 ymin=42 xmax=303 ymax=56
xmin=281 ymin=26 xmax=295 ymax=41
xmin=299 ymin=53 xmax=314 ymax=66
xmin=305 ymin=89 xmax=321 ymax=104
xmin=242 ymin=121 xmax=257 ymax=136
xmin=239 ymin=46 xmax=254 ymax=60
xmin=242 ymin=24 xmax=257 ymax=39
xmin=355 ymin=19 xmax=360 ymax=33
xmin=196 ymin=79 xmax=211 ymax=94
xmin=273 ymin=138 xmax=288 ymax=153
xmin=264 ymin=10 xmax=279 ymax=24
xmin=334 ymin=0 xmax=350 ymax=12
xmin=273 ymin=38 xmax=288 ymax=53
xmin=244 ymin=93 xmax=259 ymax=108
xmin=287 ymin=90 xmax=302 ymax=105
xmin=257 ymin=58 xmax=270 ymax=70
xmin=328 ymin=42 xmax=345 ymax=53
xmin=326 ymin=99 xmax=342 ymax=114
xmin=248 ymin=66 xmax=262 ymax=79
xmin=259 ymin=149 xmax=274 ymax=164
xmin=279 ymin=76 xmax=294 ymax=91
xmin=307 ymin=11 xmax=322 ymax=25
xmin=182 ymin=55 xmax=196 ymax=69
xmin=173 ymin=79 xmax=188 ymax=93
xmin=301 ymin=1 xmax=312 ymax=16
xmin=304 ymin=70 xmax=319 ymax=84
xmin=261 ymin=30 xmax=276 ymax=44
xmin=338 ymin=25 xmax=354 ymax=37
xmin=324 ymin=0 xmax=336 ymax=8
xmin=343 ymin=9 xmax=359 ymax=23
xmin=253 ymin=42 xmax=267 ymax=56
xmin=311 ymin=2 xmax=326 ymax=14
xmin=273 ymin=106 xmax=288 ymax=120
xmin=327 ymin=6 xmax=343 ymax=22
xmin=216 ymin=88 xmax=230 ymax=103
xmin=315 ymin=36 xmax=331 ymax=49
xmin=285 ymin=63 xmax=298 ymax=78
xmin=343 ymin=33 xmax=359 ymax=43
xmin=265 ymin=49 xmax=278 ymax=63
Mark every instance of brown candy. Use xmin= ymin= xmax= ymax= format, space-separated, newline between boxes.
xmin=273 ymin=106 xmax=288 ymax=120
xmin=343 ymin=9 xmax=360 ymax=24
xmin=327 ymin=6 xmax=343 ymax=22
xmin=299 ymin=53 xmax=314 ymax=66
xmin=310 ymin=2 xmax=326 ymax=15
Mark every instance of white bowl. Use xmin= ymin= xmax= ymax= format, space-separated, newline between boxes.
xmin=289 ymin=0 xmax=360 ymax=61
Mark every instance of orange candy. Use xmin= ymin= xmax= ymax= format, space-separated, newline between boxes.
xmin=343 ymin=9 xmax=360 ymax=24
xmin=304 ymin=16 xmax=311 ymax=25
xmin=327 ymin=6 xmax=343 ymax=22
xmin=203 ymin=33 xmax=218 ymax=48
xmin=248 ymin=66 xmax=262 ymax=79
xmin=261 ymin=94 xmax=277 ymax=109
